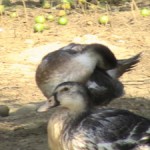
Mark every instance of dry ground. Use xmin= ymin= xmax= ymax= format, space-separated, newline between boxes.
xmin=0 ymin=2 xmax=150 ymax=150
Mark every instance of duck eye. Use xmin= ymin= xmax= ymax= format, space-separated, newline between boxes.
xmin=61 ymin=87 xmax=69 ymax=92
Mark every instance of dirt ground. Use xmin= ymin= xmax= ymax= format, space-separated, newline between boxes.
xmin=0 ymin=2 xmax=150 ymax=150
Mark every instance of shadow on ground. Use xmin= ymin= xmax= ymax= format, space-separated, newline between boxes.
xmin=0 ymin=97 xmax=150 ymax=150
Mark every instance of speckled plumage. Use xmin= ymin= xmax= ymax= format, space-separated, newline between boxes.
xmin=47 ymin=82 xmax=150 ymax=150
xmin=36 ymin=43 xmax=141 ymax=112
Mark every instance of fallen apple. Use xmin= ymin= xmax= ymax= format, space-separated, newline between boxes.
xmin=34 ymin=23 xmax=45 ymax=32
xmin=35 ymin=15 xmax=46 ymax=24
xmin=47 ymin=14 xmax=54 ymax=21
xmin=98 ymin=15 xmax=109 ymax=24
xmin=140 ymin=8 xmax=150 ymax=17
xmin=0 ymin=5 xmax=5 ymax=14
xmin=10 ymin=12 xmax=18 ymax=18
xmin=42 ymin=1 xmax=51 ymax=9
xmin=58 ymin=10 xmax=66 ymax=17
xmin=58 ymin=17 xmax=68 ymax=25
xmin=61 ymin=3 xmax=71 ymax=9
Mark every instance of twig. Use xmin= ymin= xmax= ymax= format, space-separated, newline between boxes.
xmin=21 ymin=0 xmax=28 ymax=23
xmin=132 ymin=0 xmax=139 ymax=11
xmin=130 ymin=0 xmax=140 ymax=21
xmin=123 ymin=79 xmax=150 ymax=85
xmin=0 ymin=86 xmax=20 ymax=90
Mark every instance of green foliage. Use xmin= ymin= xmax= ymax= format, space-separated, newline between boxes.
xmin=0 ymin=0 xmax=11 ymax=5
xmin=98 ymin=0 xmax=130 ymax=4
xmin=39 ymin=0 xmax=130 ymax=7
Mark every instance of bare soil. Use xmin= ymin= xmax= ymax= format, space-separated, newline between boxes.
xmin=0 ymin=2 xmax=150 ymax=150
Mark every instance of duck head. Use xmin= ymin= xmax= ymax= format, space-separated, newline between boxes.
xmin=38 ymin=82 xmax=91 ymax=113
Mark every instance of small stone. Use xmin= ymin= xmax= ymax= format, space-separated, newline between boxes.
xmin=24 ymin=39 xmax=35 ymax=47
xmin=86 ymin=21 xmax=93 ymax=25
xmin=0 ymin=28 xmax=4 ymax=32
xmin=0 ymin=105 xmax=10 ymax=117
xmin=116 ymin=40 xmax=126 ymax=43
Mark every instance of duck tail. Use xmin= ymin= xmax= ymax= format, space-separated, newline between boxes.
xmin=133 ymin=130 xmax=150 ymax=150
xmin=107 ymin=52 xmax=142 ymax=78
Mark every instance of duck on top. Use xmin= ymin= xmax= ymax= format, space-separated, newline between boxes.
xmin=48 ymin=81 xmax=150 ymax=150
xmin=36 ymin=43 xmax=141 ymax=112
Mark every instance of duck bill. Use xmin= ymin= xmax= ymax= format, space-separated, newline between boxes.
xmin=37 ymin=96 xmax=56 ymax=112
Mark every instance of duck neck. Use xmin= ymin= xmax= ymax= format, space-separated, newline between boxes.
xmin=48 ymin=107 xmax=91 ymax=150
xmin=48 ymin=108 xmax=86 ymax=137
xmin=47 ymin=108 xmax=72 ymax=150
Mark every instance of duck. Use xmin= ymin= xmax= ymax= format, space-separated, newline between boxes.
xmin=36 ymin=43 xmax=141 ymax=112
xmin=47 ymin=82 xmax=150 ymax=150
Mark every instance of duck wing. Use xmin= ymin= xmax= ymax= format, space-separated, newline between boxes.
xmin=70 ymin=108 xmax=150 ymax=150
xmin=86 ymin=68 xmax=124 ymax=105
